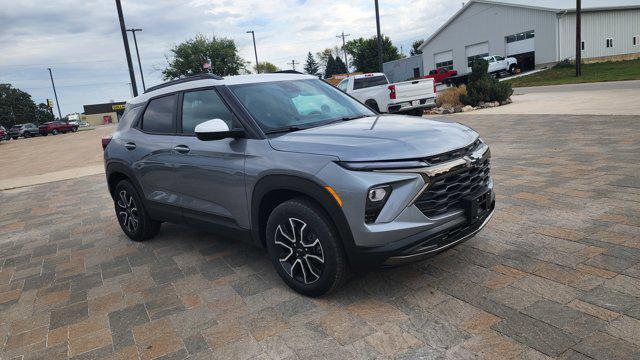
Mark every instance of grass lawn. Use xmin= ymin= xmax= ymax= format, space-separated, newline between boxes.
xmin=505 ymin=59 xmax=640 ymax=87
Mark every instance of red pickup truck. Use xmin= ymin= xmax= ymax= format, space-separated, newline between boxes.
xmin=39 ymin=121 xmax=78 ymax=136
xmin=423 ymin=68 xmax=458 ymax=84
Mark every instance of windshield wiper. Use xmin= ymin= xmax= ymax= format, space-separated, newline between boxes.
xmin=322 ymin=114 xmax=368 ymax=126
xmin=265 ymin=125 xmax=308 ymax=134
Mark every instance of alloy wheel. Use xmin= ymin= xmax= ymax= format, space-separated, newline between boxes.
xmin=117 ymin=189 xmax=140 ymax=233
xmin=274 ymin=218 xmax=325 ymax=284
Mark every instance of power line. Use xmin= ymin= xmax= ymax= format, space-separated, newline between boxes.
xmin=0 ymin=59 xmax=118 ymax=68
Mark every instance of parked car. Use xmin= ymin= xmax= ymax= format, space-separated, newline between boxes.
xmin=423 ymin=68 xmax=458 ymax=84
xmin=78 ymin=121 xmax=89 ymax=127
xmin=68 ymin=120 xmax=79 ymax=126
xmin=103 ymin=73 xmax=494 ymax=296
xmin=39 ymin=121 xmax=78 ymax=135
xmin=8 ymin=123 xmax=39 ymax=139
xmin=484 ymin=55 xmax=518 ymax=76
xmin=337 ymin=73 xmax=436 ymax=116
xmin=0 ymin=126 xmax=6 ymax=141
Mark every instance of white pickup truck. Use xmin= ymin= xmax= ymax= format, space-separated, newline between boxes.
xmin=483 ymin=55 xmax=518 ymax=76
xmin=336 ymin=73 xmax=436 ymax=116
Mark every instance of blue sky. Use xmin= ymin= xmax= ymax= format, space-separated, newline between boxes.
xmin=0 ymin=0 xmax=636 ymax=116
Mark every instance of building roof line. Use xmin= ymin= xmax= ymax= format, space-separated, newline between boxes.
xmin=417 ymin=0 xmax=640 ymax=51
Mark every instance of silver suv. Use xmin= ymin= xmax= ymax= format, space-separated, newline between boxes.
xmin=103 ymin=73 xmax=494 ymax=296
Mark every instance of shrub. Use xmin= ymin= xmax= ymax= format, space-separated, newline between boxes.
xmin=460 ymin=59 xmax=513 ymax=106
xmin=436 ymin=85 xmax=466 ymax=108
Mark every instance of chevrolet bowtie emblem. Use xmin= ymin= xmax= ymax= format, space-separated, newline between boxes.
xmin=463 ymin=156 xmax=474 ymax=168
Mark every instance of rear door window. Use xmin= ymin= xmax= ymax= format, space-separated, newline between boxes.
xmin=353 ymin=76 xmax=388 ymax=90
xmin=141 ymin=94 xmax=176 ymax=133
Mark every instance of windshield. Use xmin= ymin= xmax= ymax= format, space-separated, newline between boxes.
xmin=229 ymin=79 xmax=375 ymax=133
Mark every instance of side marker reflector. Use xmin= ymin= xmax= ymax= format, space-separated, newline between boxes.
xmin=325 ymin=186 xmax=343 ymax=207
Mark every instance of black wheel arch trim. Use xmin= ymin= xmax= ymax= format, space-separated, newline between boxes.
xmin=105 ymin=161 xmax=144 ymax=200
xmin=251 ymin=174 xmax=358 ymax=268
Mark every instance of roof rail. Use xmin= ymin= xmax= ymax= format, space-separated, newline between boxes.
xmin=144 ymin=73 xmax=223 ymax=94
xmin=274 ymin=70 xmax=303 ymax=74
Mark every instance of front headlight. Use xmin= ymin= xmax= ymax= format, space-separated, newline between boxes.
xmin=337 ymin=160 xmax=427 ymax=172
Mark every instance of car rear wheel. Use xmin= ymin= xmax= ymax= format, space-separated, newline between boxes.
xmin=23 ymin=133 xmax=30 ymax=138
xmin=509 ymin=65 xmax=517 ymax=75
xmin=72 ymin=127 xmax=78 ymax=132
xmin=266 ymin=197 xmax=349 ymax=297
xmin=114 ymin=179 xmax=161 ymax=242
xmin=51 ymin=129 xmax=58 ymax=135
xmin=365 ymin=100 xmax=380 ymax=113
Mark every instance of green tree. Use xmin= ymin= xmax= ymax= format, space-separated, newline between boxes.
xmin=303 ymin=52 xmax=320 ymax=76
xmin=345 ymin=35 xmax=402 ymax=73
xmin=35 ymin=103 xmax=54 ymax=124
xmin=316 ymin=47 xmax=341 ymax=69
xmin=334 ymin=56 xmax=348 ymax=74
xmin=324 ymin=55 xmax=336 ymax=79
xmin=162 ymin=34 xmax=247 ymax=80
xmin=410 ymin=40 xmax=424 ymax=56
xmin=254 ymin=61 xmax=279 ymax=73
xmin=0 ymin=83 xmax=37 ymax=129
xmin=460 ymin=59 xmax=513 ymax=106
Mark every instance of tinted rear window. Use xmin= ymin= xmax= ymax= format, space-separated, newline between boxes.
xmin=353 ymin=76 xmax=388 ymax=90
xmin=141 ymin=95 xmax=176 ymax=133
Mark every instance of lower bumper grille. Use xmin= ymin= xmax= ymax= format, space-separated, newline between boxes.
xmin=415 ymin=158 xmax=491 ymax=218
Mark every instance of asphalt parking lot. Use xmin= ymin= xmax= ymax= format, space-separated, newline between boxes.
xmin=1 ymin=114 xmax=639 ymax=359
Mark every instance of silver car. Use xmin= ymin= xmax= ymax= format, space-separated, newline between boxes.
xmin=103 ymin=73 xmax=494 ymax=296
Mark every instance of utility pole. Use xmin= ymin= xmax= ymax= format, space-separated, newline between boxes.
xmin=115 ymin=0 xmax=138 ymax=96
xmin=336 ymin=31 xmax=351 ymax=72
xmin=246 ymin=30 xmax=260 ymax=73
xmin=374 ymin=0 xmax=384 ymax=72
xmin=47 ymin=68 xmax=63 ymax=120
xmin=575 ymin=0 xmax=582 ymax=76
xmin=287 ymin=60 xmax=298 ymax=71
xmin=126 ymin=28 xmax=146 ymax=91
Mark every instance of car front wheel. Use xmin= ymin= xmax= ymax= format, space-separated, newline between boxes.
xmin=266 ymin=197 xmax=349 ymax=297
xmin=114 ymin=179 xmax=161 ymax=242
xmin=51 ymin=129 xmax=58 ymax=135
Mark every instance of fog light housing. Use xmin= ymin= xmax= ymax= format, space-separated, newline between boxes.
xmin=365 ymin=185 xmax=392 ymax=223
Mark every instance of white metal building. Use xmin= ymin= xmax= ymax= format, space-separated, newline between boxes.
xmin=416 ymin=0 xmax=640 ymax=76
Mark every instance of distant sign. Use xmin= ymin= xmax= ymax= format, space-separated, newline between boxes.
xmin=47 ymin=99 xmax=53 ymax=108
xmin=68 ymin=114 xmax=79 ymax=121
xmin=112 ymin=104 xmax=125 ymax=111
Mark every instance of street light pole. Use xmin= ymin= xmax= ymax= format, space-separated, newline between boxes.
xmin=115 ymin=0 xmax=138 ymax=96
xmin=127 ymin=28 xmax=146 ymax=91
xmin=374 ymin=0 xmax=384 ymax=72
xmin=47 ymin=68 xmax=63 ymax=119
xmin=575 ymin=0 xmax=582 ymax=76
xmin=246 ymin=30 xmax=260 ymax=73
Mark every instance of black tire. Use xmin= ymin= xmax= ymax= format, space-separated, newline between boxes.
xmin=365 ymin=100 xmax=380 ymax=113
xmin=72 ymin=127 xmax=78 ymax=132
xmin=23 ymin=132 xmax=30 ymax=138
xmin=114 ymin=179 xmax=161 ymax=242
xmin=11 ymin=137 xmax=18 ymax=140
xmin=266 ymin=197 xmax=349 ymax=297
xmin=51 ymin=129 xmax=58 ymax=135
xmin=41 ymin=133 xmax=47 ymax=136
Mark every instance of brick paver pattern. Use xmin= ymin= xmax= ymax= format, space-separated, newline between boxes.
xmin=1 ymin=114 xmax=639 ymax=359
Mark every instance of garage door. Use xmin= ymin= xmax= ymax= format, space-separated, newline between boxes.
xmin=465 ymin=42 xmax=489 ymax=71
xmin=434 ymin=50 xmax=453 ymax=70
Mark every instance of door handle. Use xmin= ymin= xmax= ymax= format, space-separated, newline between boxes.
xmin=124 ymin=142 xmax=136 ymax=150
xmin=174 ymin=145 xmax=190 ymax=154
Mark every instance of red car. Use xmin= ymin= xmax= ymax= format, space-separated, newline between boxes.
xmin=423 ymin=68 xmax=458 ymax=84
xmin=39 ymin=121 xmax=78 ymax=136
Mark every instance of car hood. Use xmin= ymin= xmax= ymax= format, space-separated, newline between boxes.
xmin=268 ymin=115 xmax=479 ymax=162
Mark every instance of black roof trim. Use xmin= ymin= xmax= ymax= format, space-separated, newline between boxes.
xmin=144 ymin=73 xmax=224 ymax=94
xmin=274 ymin=70 xmax=303 ymax=74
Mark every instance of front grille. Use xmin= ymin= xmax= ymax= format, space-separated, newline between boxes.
xmin=414 ymin=157 xmax=491 ymax=218
xmin=425 ymin=139 xmax=482 ymax=165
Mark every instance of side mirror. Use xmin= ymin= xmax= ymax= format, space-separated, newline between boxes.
xmin=195 ymin=119 xmax=245 ymax=141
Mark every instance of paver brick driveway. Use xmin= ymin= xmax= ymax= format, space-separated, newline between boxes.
xmin=1 ymin=114 xmax=639 ymax=359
